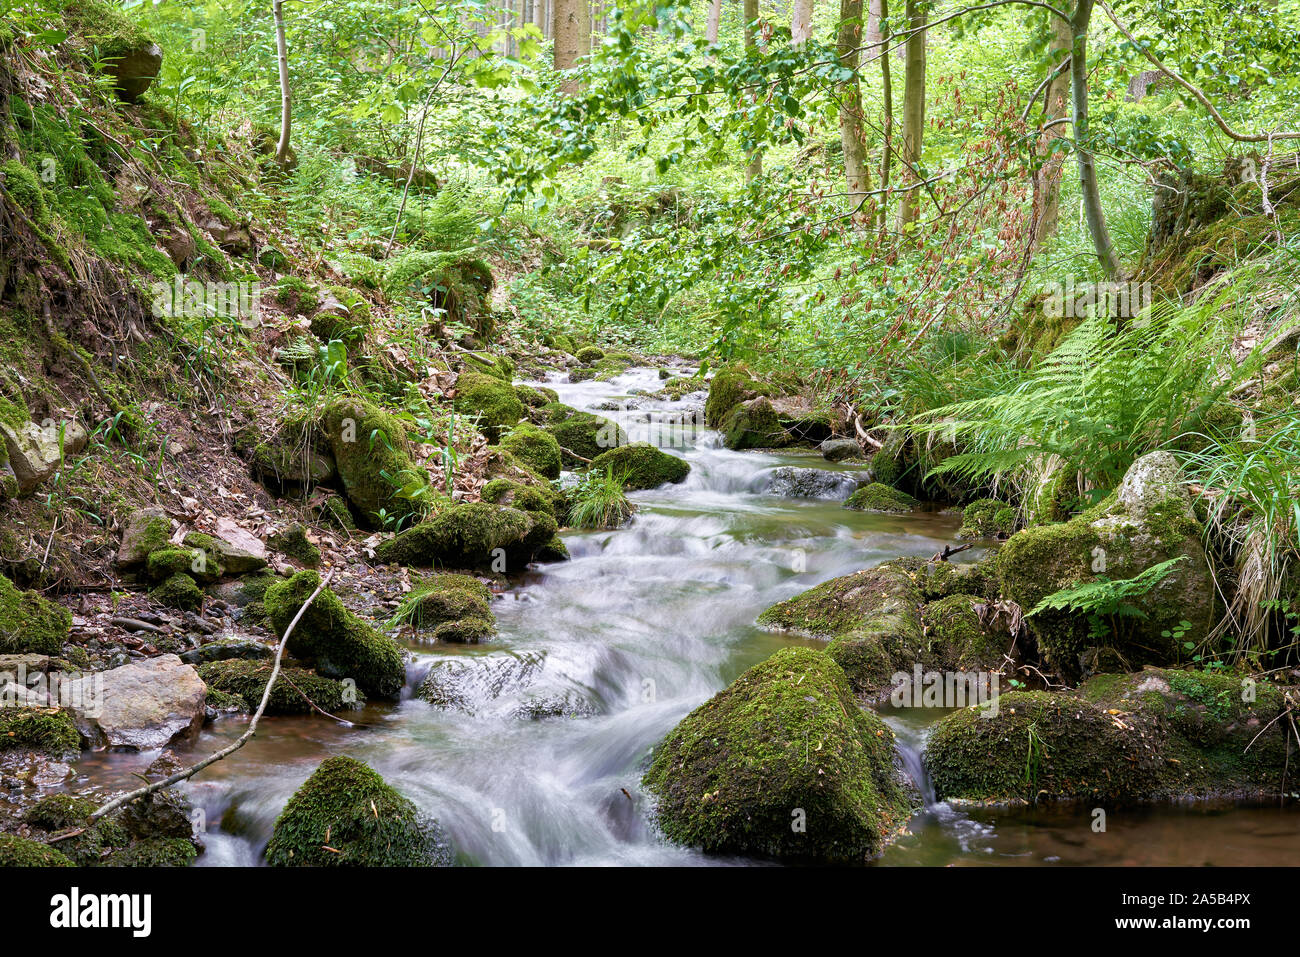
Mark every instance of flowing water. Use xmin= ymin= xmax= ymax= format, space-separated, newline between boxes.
xmin=66 ymin=368 xmax=1300 ymax=866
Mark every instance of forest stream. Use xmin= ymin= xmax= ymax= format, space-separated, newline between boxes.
xmin=54 ymin=368 xmax=1300 ymax=867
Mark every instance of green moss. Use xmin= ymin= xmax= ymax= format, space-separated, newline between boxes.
xmin=150 ymin=572 xmax=203 ymax=611
xmin=957 ymin=498 xmax=1016 ymax=539
xmin=497 ymin=422 xmax=562 ymax=479
xmin=539 ymin=404 xmax=627 ymax=467
xmin=453 ymin=371 xmax=525 ymax=443
xmin=310 ymin=287 xmax=373 ymax=345
xmin=843 ymin=482 xmax=918 ymax=513
xmin=643 ymin=647 xmax=912 ymax=862
xmin=0 ymin=707 xmax=80 ymax=755
xmin=431 ymin=616 xmax=496 ymax=643
xmin=704 ymin=366 xmax=778 ymax=425
xmin=374 ymin=502 xmax=543 ymax=570
xmin=921 ymin=594 xmax=1003 ymax=669
xmin=1 ymin=160 xmax=50 ymax=226
xmin=265 ymin=755 xmax=447 ymax=867
xmin=323 ymin=397 xmax=427 ymax=526
xmin=0 ymin=834 xmax=73 ymax=867
xmin=480 ymin=477 xmax=564 ymax=520
xmin=267 ymin=524 xmax=322 ymax=567
xmin=719 ymin=397 xmax=789 ymax=450
xmin=147 ymin=544 xmax=220 ymax=583
xmin=397 ymin=574 xmax=493 ymax=629
xmin=21 ymin=795 xmax=128 ymax=865
xmin=274 ymin=276 xmax=321 ymax=316
xmin=263 ymin=571 xmax=405 ymax=699
xmin=653 ymin=374 xmax=708 ymax=400
xmin=198 ymin=659 xmax=361 ymax=715
xmin=589 ymin=442 xmax=690 ymax=490
xmin=574 ymin=346 xmax=605 ymax=363
xmin=0 ymin=573 xmax=71 ymax=655
xmin=105 ymin=838 xmax=197 ymax=867
xmin=23 ymin=794 xmax=97 ymax=831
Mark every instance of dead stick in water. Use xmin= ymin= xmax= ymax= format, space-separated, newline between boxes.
xmin=53 ymin=570 xmax=337 ymax=837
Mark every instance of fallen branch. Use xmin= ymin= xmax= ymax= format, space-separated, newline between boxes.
xmin=853 ymin=413 xmax=884 ymax=450
xmin=559 ymin=446 xmax=594 ymax=465
xmin=54 ymin=569 xmax=336 ymax=836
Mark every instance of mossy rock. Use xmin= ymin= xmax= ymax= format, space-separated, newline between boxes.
xmin=513 ymin=383 xmax=551 ymax=408
xmin=267 ymin=524 xmax=322 ymax=567
xmin=322 ymin=397 xmax=426 ymax=527
xmin=265 ymin=755 xmax=449 ymax=866
xmin=374 ymin=503 xmax=546 ymax=571
xmin=21 ymin=795 xmax=129 ymax=866
xmin=996 ymin=452 xmax=1216 ymax=682
xmin=104 ymin=837 xmax=198 ymax=867
xmin=719 ymin=397 xmax=789 ymax=450
xmin=310 ymin=286 xmax=373 ymax=345
xmin=115 ymin=507 xmax=173 ymax=568
xmin=1 ymin=160 xmax=50 ymax=227
xmin=0 ymin=707 xmax=81 ymax=755
xmin=146 ymin=545 xmax=220 ymax=583
xmin=497 ymin=422 xmax=562 ymax=479
xmin=643 ymin=647 xmax=913 ymax=863
xmin=538 ymin=403 xmax=626 ymax=467
xmin=0 ymin=834 xmax=73 ymax=867
xmin=653 ymin=375 xmax=708 ymax=400
xmin=263 ymin=571 xmax=405 ymax=699
xmin=453 ymin=371 xmax=525 ymax=443
xmin=956 ymin=498 xmax=1016 ymax=539
xmin=703 ymin=366 xmax=779 ymax=425
xmin=920 ymin=594 xmax=1005 ymax=670
xmin=273 ymin=276 xmax=321 ymax=316
xmin=480 ymin=477 xmax=565 ymax=520
xmin=398 ymin=574 xmax=493 ymax=629
xmin=150 ymin=572 xmax=204 ymax=611
xmin=843 ymin=482 xmax=918 ymax=513
xmin=431 ymin=616 xmax=496 ymax=643
xmin=0 ymin=573 xmax=71 ymax=655
xmin=589 ymin=442 xmax=690 ymax=490
xmin=198 ymin=659 xmax=362 ymax=715
xmin=574 ymin=346 xmax=605 ymax=364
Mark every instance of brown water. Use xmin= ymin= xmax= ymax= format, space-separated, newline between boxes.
xmin=57 ymin=368 xmax=1300 ymax=865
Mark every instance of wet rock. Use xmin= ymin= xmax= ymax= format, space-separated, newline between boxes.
xmin=178 ymin=636 xmax=273 ymax=666
xmin=0 ymin=418 xmax=88 ymax=496
xmin=719 ymin=397 xmax=789 ymax=450
xmin=642 ymin=647 xmax=913 ymax=863
xmin=416 ymin=651 xmax=545 ymax=714
xmin=843 ymin=482 xmax=917 ymax=513
xmin=265 ymin=755 xmax=451 ymax=866
xmin=763 ymin=466 xmax=859 ymax=499
xmin=197 ymin=659 xmax=361 ymax=715
xmin=65 ymin=654 xmax=206 ymax=750
xmin=374 ymin=502 xmax=552 ymax=571
xmin=820 ymin=438 xmax=863 ymax=462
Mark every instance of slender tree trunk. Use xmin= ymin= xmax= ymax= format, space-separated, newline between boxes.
xmin=1070 ymin=0 xmax=1119 ymax=276
xmin=743 ymin=0 xmax=762 ymax=181
xmin=707 ymin=0 xmax=723 ymax=44
xmin=877 ymin=0 xmax=892 ymax=236
xmin=866 ymin=0 xmax=881 ymax=43
xmin=837 ymin=0 xmax=869 ymax=217
xmin=1031 ymin=14 xmax=1072 ymax=249
xmin=553 ymin=0 xmax=590 ymax=92
xmin=533 ymin=0 xmax=546 ymax=31
xmin=896 ymin=0 xmax=925 ymax=230
xmin=791 ymin=0 xmax=814 ymax=45
xmin=273 ymin=0 xmax=292 ymax=167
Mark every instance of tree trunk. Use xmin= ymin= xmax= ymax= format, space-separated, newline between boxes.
xmin=866 ymin=0 xmax=881 ymax=43
xmin=707 ymin=0 xmax=723 ymax=43
xmin=877 ymin=0 xmax=892 ymax=235
xmin=1070 ymin=0 xmax=1119 ymax=276
xmin=553 ymin=0 xmax=590 ymax=93
xmin=896 ymin=0 xmax=925 ymax=230
xmin=744 ymin=0 xmax=762 ymax=181
xmin=533 ymin=0 xmax=546 ymax=32
xmin=837 ymin=0 xmax=869 ymax=216
xmin=1031 ymin=14 xmax=1072 ymax=249
xmin=791 ymin=0 xmax=814 ymax=45
xmin=273 ymin=0 xmax=292 ymax=167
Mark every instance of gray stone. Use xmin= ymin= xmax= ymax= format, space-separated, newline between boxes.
xmin=763 ymin=466 xmax=861 ymax=500
xmin=65 ymin=654 xmax=206 ymax=750
xmin=820 ymin=438 xmax=863 ymax=462
xmin=0 ymin=418 xmax=89 ymax=495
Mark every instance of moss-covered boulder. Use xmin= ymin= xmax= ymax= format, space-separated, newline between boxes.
xmin=957 ymin=498 xmax=1017 ymax=539
xmin=0 ymin=573 xmax=71 ymax=655
xmin=150 ymin=572 xmax=203 ymax=610
xmin=995 ymin=452 xmax=1216 ymax=681
xmin=322 ymin=397 xmax=426 ymax=527
xmin=0 ymin=834 xmax=73 ymax=867
xmin=374 ymin=502 xmax=548 ymax=571
xmin=453 ymin=371 xmax=524 ymax=443
xmin=263 ymin=571 xmax=405 ymax=699
xmin=104 ymin=837 xmax=198 ymax=867
xmin=758 ymin=558 xmax=998 ymax=697
xmin=21 ymin=795 xmax=130 ymax=866
xmin=643 ymin=647 xmax=912 ymax=862
xmin=198 ymin=659 xmax=361 ymax=715
xmin=267 ymin=524 xmax=322 ymax=567
xmin=0 ymin=707 xmax=81 ymax=755
xmin=265 ymin=755 xmax=448 ymax=866
xmin=480 ymin=477 xmax=565 ymax=520
xmin=703 ymin=366 xmax=779 ymax=425
xmin=497 ymin=422 xmax=562 ymax=479
xmin=538 ymin=403 xmax=626 ymax=467
xmin=575 ymin=346 xmax=605 ymax=363
xmin=926 ymin=670 xmax=1294 ymax=804
xmin=719 ymin=397 xmax=789 ymax=450
xmin=843 ymin=482 xmax=918 ymax=513
xmin=589 ymin=442 xmax=690 ymax=490
xmin=398 ymin=574 xmax=493 ymax=628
